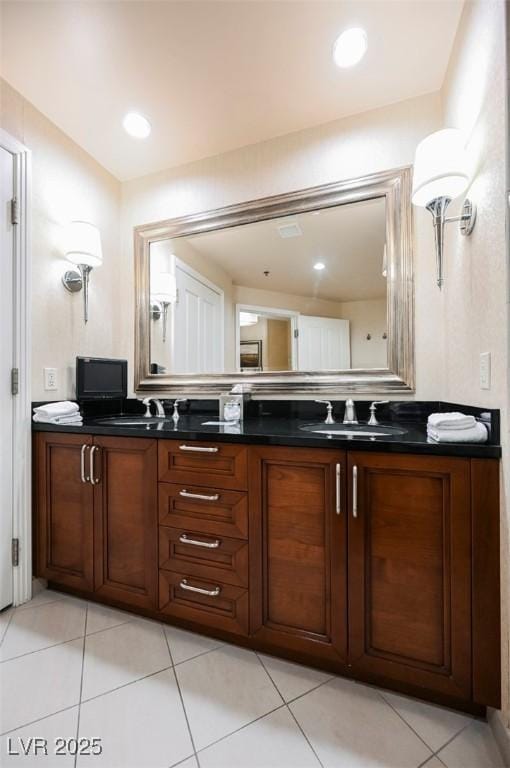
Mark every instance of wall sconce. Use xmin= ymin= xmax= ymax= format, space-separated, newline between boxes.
xmin=412 ymin=128 xmax=476 ymax=288
xmin=151 ymin=272 xmax=177 ymax=342
xmin=62 ymin=221 xmax=103 ymax=322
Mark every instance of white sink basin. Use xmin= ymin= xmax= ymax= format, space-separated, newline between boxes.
xmin=300 ymin=423 xmax=407 ymax=437
xmin=95 ymin=416 xmax=164 ymax=426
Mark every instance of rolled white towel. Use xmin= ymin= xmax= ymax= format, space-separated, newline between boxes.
xmin=33 ymin=401 xmax=79 ymax=419
xmin=427 ymin=422 xmax=487 ymax=444
xmin=428 ymin=412 xmax=477 ymax=430
xmin=33 ymin=413 xmax=83 ymax=425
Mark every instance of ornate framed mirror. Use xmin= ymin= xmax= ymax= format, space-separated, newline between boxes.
xmin=134 ymin=166 xmax=414 ymax=395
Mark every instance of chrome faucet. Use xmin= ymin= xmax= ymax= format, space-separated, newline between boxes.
xmin=315 ymin=400 xmax=335 ymax=425
xmin=142 ymin=397 xmax=165 ymax=418
xmin=343 ymin=399 xmax=358 ymax=425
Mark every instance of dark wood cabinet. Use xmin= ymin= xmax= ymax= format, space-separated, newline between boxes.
xmin=34 ymin=432 xmax=500 ymax=712
xmin=249 ymin=446 xmax=347 ymax=664
xmin=93 ymin=436 xmax=158 ymax=610
xmin=158 ymin=440 xmax=248 ymax=490
xmin=347 ymin=452 xmax=472 ymax=700
xmin=35 ymin=432 xmax=158 ymax=610
xmin=35 ymin=433 xmax=94 ymax=592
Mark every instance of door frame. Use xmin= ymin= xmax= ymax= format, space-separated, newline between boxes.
xmin=235 ymin=304 xmax=299 ymax=372
xmin=0 ymin=129 xmax=32 ymax=607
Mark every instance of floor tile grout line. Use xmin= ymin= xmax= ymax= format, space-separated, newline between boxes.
xmin=79 ymin=662 xmax=175 ymax=706
xmin=15 ymin=596 xmax=68 ymax=612
xmin=172 ymin=643 xmax=226 ymax=669
xmin=254 ymin=652 xmax=328 ymax=768
xmin=0 ymin=703 xmax=81 ymax=738
xmin=0 ymin=608 xmax=15 ymax=648
xmin=168 ymin=755 xmax=198 ymax=768
xmin=194 ymin=703 xmax=288 ymax=758
xmin=163 ymin=627 xmax=201 ymax=767
xmin=0 ymin=611 xmax=165 ymax=666
xmin=0 ymin=631 xmax=88 ymax=665
xmin=254 ymin=652 xmax=286 ymax=705
xmin=254 ymin=653 xmax=327 ymax=766
xmin=432 ymin=721 xmax=475 ymax=761
xmin=74 ymin=605 xmax=88 ymax=768
xmin=85 ymin=618 xmax=133 ymax=637
xmin=285 ymin=676 xmax=334 ymax=706
xmin=285 ymin=703 xmax=325 ymax=768
xmin=378 ymin=690 xmax=442 ymax=755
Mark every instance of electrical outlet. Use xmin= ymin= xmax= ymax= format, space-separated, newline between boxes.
xmin=44 ymin=367 xmax=58 ymax=391
xmin=480 ymin=352 xmax=491 ymax=390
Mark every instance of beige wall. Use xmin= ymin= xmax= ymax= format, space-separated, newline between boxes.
xmin=1 ymin=78 xmax=122 ymax=400
xmin=339 ymin=298 xmax=387 ymax=369
xmin=439 ymin=0 xmax=509 ymax=729
xmin=121 ymin=91 xmax=443 ymax=398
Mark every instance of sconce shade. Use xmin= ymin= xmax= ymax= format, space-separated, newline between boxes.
xmin=65 ymin=221 xmax=103 ymax=268
xmin=152 ymin=272 xmax=177 ymax=303
xmin=411 ymin=129 xmax=470 ymax=207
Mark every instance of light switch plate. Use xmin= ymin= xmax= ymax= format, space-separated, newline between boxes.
xmin=44 ymin=367 xmax=58 ymax=391
xmin=480 ymin=352 xmax=491 ymax=390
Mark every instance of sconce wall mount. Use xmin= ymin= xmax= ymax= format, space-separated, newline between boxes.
xmin=425 ymin=196 xmax=476 ymax=288
xmin=412 ymin=128 xmax=476 ymax=288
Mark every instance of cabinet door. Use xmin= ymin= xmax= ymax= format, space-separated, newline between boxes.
xmin=93 ymin=436 xmax=158 ymax=610
xmin=250 ymin=446 xmax=347 ymax=663
xmin=347 ymin=452 xmax=471 ymax=700
xmin=35 ymin=432 xmax=94 ymax=592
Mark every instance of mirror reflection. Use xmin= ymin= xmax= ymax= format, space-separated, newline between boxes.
xmin=149 ymin=196 xmax=388 ymax=375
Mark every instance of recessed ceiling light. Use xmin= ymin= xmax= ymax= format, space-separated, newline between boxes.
xmin=314 ymin=262 xmax=326 ymax=271
xmin=123 ymin=112 xmax=151 ymax=139
xmin=333 ymin=27 xmax=368 ymax=68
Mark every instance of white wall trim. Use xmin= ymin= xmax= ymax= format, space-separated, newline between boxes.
xmin=489 ymin=708 xmax=510 ymax=766
xmin=0 ymin=129 xmax=32 ymax=606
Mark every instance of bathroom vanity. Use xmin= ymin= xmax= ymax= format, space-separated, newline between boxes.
xmin=32 ymin=409 xmax=501 ymax=716
xmin=31 ymin=166 xmax=501 ymax=715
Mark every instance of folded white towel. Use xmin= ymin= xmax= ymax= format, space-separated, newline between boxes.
xmin=427 ymin=422 xmax=487 ymax=444
xmin=33 ymin=401 xmax=80 ymax=419
xmin=428 ymin=412 xmax=476 ymax=430
xmin=33 ymin=413 xmax=83 ymax=425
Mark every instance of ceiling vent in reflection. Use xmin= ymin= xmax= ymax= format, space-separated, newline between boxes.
xmin=277 ymin=222 xmax=302 ymax=238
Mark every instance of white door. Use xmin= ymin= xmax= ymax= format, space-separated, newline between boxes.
xmin=0 ymin=146 xmax=14 ymax=610
xmin=297 ymin=316 xmax=350 ymax=370
xmin=172 ymin=263 xmax=223 ymax=374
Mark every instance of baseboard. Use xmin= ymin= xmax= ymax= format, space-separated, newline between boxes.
xmin=488 ymin=708 xmax=510 ymax=765
xmin=30 ymin=577 xmax=47 ymax=598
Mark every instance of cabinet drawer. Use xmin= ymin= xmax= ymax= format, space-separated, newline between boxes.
xmin=159 ymin=570 xmax=249 ymax=636
xmin=159 ymin=483 xmax=248 ymax=539
xmin=158 ymin=440 xmax=247 ymax=490
xmin=159 ymin=527 xmax=249 ymax=588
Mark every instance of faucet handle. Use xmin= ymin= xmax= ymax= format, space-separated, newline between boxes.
xmin=315 ymin=400 xmax=335 ymax=425
xmin=368 ymin=400 xmax=389 ymax=426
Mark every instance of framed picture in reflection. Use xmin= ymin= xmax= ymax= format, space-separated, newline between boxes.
xmin=240 ymin=340 xmax=262 ymax=371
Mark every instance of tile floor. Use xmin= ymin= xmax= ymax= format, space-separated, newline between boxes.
xmin=0 ymin=589 xmax=506 ymax=768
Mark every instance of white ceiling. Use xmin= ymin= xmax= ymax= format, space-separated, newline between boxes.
xmin=1 ymin=1 xmax=463 ymax=181
xmin=175 ymin=196 xmax=387 ymax=302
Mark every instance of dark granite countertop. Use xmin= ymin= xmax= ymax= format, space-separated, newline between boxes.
xmin=32 ymin=412 xmax=502 ymax=459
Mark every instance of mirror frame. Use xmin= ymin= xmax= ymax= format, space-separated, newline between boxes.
xmin=134 ymin=166 xmax=414 ymax=395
